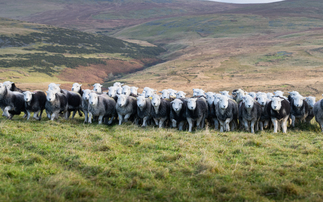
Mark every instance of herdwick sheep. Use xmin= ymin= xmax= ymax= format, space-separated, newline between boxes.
xmin=267 ymin=93 xmax=274 ymax=99
xmin=45 ymin=91 xmax=68 ymax=121
xmin=136 ymin=96 xmax=152 ymax=127
xmin=220 ymin=91 xmax=232 ymax=98
xmin=60 ymin=89 xmax=82 ymax=119
xmin=160 ymin=89 xmax=170 ymax=99
xmin=122 ymin=85 xmax=131 ymax=96
xmin=93 ymin=83 xmax=103 ymax=94
xmin=145 ymin=88 xmax=156 ymax=98
xmin=116 ymin=95 xmax=137 ymax=125
xmin=72 ymin=83 xmax=83 ymax=96
xmin=168 ymin=89 xmax=177 ymax=98
xmin=233 ymin=89 xmax=245 ymax=103
xmin=274 ymin=91 xmax=284 ymax=97
xmin=151 ymin=94 xmax=170 ymax=128
xmin=81 ymin=89 xmax=92 ymax=123
xmin=239 ymin=95 xmax=261 ymax=133
xmin=0 ymin=84 xmax=26 ymax=119
xmin=256 ymin=93 xmax=271 ymax=130
xmin=290 ymin=95 xmax=309 ymax=127
xmin=130 ymin=87 xmax=139 ymax=97
xmin=248 ymin=92 xmax=257 ymax=99
xmin=186 ymin=98 xmax=208 ymax=132
xmin=305 ymin=96 xmax=316 ymax=123
xmin=176 ymin=91 xmax=186 ymax=99
xmin=88 ymin=93 xmax=116 ymax=125
xmin=3 ymin=81 xmax=24 ymax=93
xmin=108 ymin=86 xmax=118 ymax=101
xmin=23 ymin=91 xmax=46 ymax=120
xmin=170 ymin=98 xmax=187 ymax=130
xmin=193 ymin=89 xmax=205 ymax=97
xmin=215 ymin=95 xmax=238 ymax=132
xmin=288 ymin=91 xmax=300 ymax=103
xmin=267 ymin=97 xmax=291 ymax=133
xmin=314 ymin=96 xmax=323 ymax=132
xmin=113 ymin=82 xmax=124 ymax=88
xmin=206 ymin=92 xmax=218 ymax=129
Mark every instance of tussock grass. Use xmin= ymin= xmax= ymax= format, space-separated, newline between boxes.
xmin=0 ymin=115 xmax=322 ymax=201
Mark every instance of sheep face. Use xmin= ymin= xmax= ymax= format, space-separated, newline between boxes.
xmin=137 ymin=96 xmax=146 ymax=108
xmin=93 ymin=83 xmax=102 ymax=93
xmin=130 ymin=87 xmax=138 ymax=95
xmin=0 ymin=83 xmax=6 ymax=95
xmin=89 ymin=93 xmax=98 ymax=106
xmin=257 ymin=94 xmax=267 ymax=106
xmin=108 ymin=87 xmax=117 ymax=97
xmin=72 ymin=83 xmax=82 ymax=92
xmin=193 ymin=89 xmax=204 ymax=97
xmin=82 ymin=89 xmax=92 ymax=101
xmin=176 ymin=91 xmax=186 ymax=99
xmin=122 ymin=85 xmax=130 ymax=96
xmin=48 ymin=83 xmax=60 ymax=94
xmin=113 ymin=82 xmax=123 ymax=88
xmin=168 ymin=89 xmax=177 ymax=97
xmin=187 ymin=98 xmax=197 ymax=110
xmin=206 ymin=92 xmax=215 ymax=105
xmin=293 ymin=95 xmax=305 ymax=108
xmin=220 ymin=91 xmax=230 ymax=96
xmin=171 ymin=99 xmax=183 ymax=112
xmin=151 ymin=95 xmax=161 ymax=107
xmin=160 ymin=90 xmax=170 ymax=99
xmin=116 ymin=87 xmax=123 ymax=95
xmin=243 ymin=95 xmax=254 ymax=109
xmin=23 ymin=91 xmax=33 ymax=102
xmin=267 ymin=92 xmax=274 ymax=99
xmin=213 ymin=94 xmax=221 ymax=105
xmin=3 ymin=81 xmax=13 ymax=89
xmin=46 ymin=91 xmax=56 ymax=102
xmin=218 ymin=95 xmax=229 ymax=110
xmin=271 ymin=97 xmax=283 ymax=111
xmin=235 ymin=89 xmax=245 ymax=102
xmin=117 ymin=95 xmax=127 ymax=107
xmin=274 ymin=90 xmax=284 ymax=97
xmin=288 ymin=91 xmax=300 ymax=98
xmin=306 ymin=96 xmax=316 ymax=109
xmin=145 ymin=88 xmax=156 ymax=98
xmin=248 ymin=92 xmax=256 ymax=99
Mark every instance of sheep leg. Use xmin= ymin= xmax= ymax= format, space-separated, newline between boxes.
xmin=71 ymin=110 xmax=77 ymax=119
xmin=250 ymin=120 xmax=256 ymax=134
xmin=243 ymin=119 xmax=249 ymax=132
xmin=46 ymin=110 xmax=51 ymax=119
xmin=50 ymin=112 xmax=56 ymax=121
xmin=26 ymin=110 xmax=31 ymax=120
xmin=213 ymin=118 xmax=219 ymax=130
xmin=259 ymin=121 xmax=263 ymax=131
xmin=118 ymin=114 xmax=123 ymax=125
xmin=187 ymin=117 xmax=193 ymax=132
xmin=272 ymin=118 xmax=278 ymax=133
xmin=196 ymin=116 xmax=203 ymax=130
xmin=225 ymin=118 xmax=231 ymax=132
xmin=291 ymin=115 xmax=296 ymax=127
xmin=33 ymin=110 xmax=40 ymax=120
xmin=282 ymin=116 xmax=289 ymax=133
xmin=142 ymin=117 xmax=148 ymax=127
xmin=124 ymin=113 xmax=131 ymax=122
xmin=264 ymin=120 xmax=269 ymax=129
xmin=159 ymin=118 xmax=166 ymax=128
xmin=179 ymin=121 xmax=185 ymax=131
xmin=88 ymin=112 xmax=93 ymax=123
xmin=107 ymin=116 xmax=114 ymax=125
xmin=84 ymin=111 xmax=88 ymax=123
xmin=171 ymin=119 xmax=177 ymax=128
xmin=4 ymin=106 xmax=12 ymax=119
xmin=219 ymin=120 xmax=224 ymax=132
xmin=153 ymin=118 xmax=159 ymax=126
xmin=98 ymin=115 xmax=104 ymax=124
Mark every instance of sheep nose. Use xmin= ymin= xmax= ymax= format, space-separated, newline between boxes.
xmin=72 ymin=88 xmax=74 ymax=91
xmin=262 ymin=102 xmax=265 ymax=105
xmin=175 ymin=108 xmax=178 ymax=111
xmin=248 ymin=105 xmax=251 ymax=108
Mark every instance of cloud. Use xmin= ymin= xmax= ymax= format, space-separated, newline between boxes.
xmin=208 ymin=0 xmax=284 ymax=4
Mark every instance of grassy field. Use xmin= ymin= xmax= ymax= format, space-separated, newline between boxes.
xmin=0 ymin=114 xmax=322 ymax=201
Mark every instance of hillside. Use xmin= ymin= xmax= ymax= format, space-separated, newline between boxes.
xmin=0 ymin=18 xmax=164 ymax=90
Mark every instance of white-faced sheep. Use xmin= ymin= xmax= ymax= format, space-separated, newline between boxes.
xmin=81 ymin=89 xmax=92 ymax=123
xmin=45 ymin=90 xmax=68 ymax=121
xmin=113 ymin=82 xmax=124 ymax=88
xmin=239 ymin=95 xmax=261 ymax=133
xmin=88 ymin=93 xmax=116 ymax=125
xmin=130 ymin=87 xmax=139 ymax=97
xmin=108 ymin=86 xmax=118 ymax=101
xmin=160 ymin=89 xmax=170 ymax=99
xmin=186 ymin=98 xmax=208 ymax=132
xmin=136 ymin=96 xmax=152 ymax=127
xmin=192 ymin=89 xmax=205 ymax=97
xmin=145 ymin=88 xmax=156 ymax=98
xmin=122 ymin=85 xmax=131 ymax=96
xmin=206 ymin=92 xmax=218 ymax=129
xmin=170 ymin=98 xmax=187 ymax=130
xmin=23 ymin=91 xmax=46 ymax=120
xmin=93 ymin=83 xmax=103 ymax=94
xmin=151 ymin=94 xmax=170 ymax=128
xmin=290 ymin=95 xmax=308 ymax=127
xmin=72 ymin=83 xmax=83 ymax=96
xmin=215 ymin=95 xmax=238 ymax=132
xmin=176 ymin=91 xmax=186 ymax=99
xmin=256 ymin=93 xmax=271 ymax=130
xmin=0 ymin=83 xmax=26 ymax=119
xmin=305 ymin=96 xmax=316 ymax=123
xmin=168 ymin=89 xmax=177 ymax=98
xmin=314 ymin=95 xmax=323 ymax=132
xmin=267 ymin=97 xmax=291 ymax=133
xmin=116 ymin=94 xmax=137 ymax=125
xmin=3 ymin=81 xmax=24 ymax=93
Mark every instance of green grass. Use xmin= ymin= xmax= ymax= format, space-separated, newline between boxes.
xmin=0 ymin=115 xmax=323 ymax=201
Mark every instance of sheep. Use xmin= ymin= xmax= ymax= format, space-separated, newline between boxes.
xmin=45 ymin=90 xmax=68 ymax=121
xmin=3 ymin=81 xmax=24 ymax=92
xmin=314 ymin=96 xmax=323 ymax=132
xmin=145 ymin=88 xmax=156 ymax=98
xmin=136 ymin=96 xmax=152 ymax=127
xmin=267 ymin=92 xmax=274 ymax=99
xmin=88 ymin=93 xmax=116 ymax=125
xmin=288 ymin=91 xmax=300 ymax=103
xmin=116 ymin=94 xmax=137 ymax=125
xmin=116 ymin=87 xmax=123 ymax=95
xmin=81 ymin=89 xmax=92 ymax=123
xmin=233 ymin=89 xmax=245 ymax=103
xmin=192 ymin=89 xmax=205 ymax=97
xmin=0 ymin=84 xmax=26 ymax=119
xmin=256 ymin=93 xmax=271 ymax=130
xmin=290 ymin=95 xmax=309 ymax=127
xmin=168 ymin=89 xmax=177 ymax=98
xmin=274 ymin=90 xmax=284 ymax=97
xmin=170 ymin=98 xmax=187 ymax=130
xmin=122 ymin=85 xmax=131 ymax=96
xmin=206 ymin=92 xmax=218 ymax=129
xmin=267 ymin=97 xmax=291 ymax=133
xmin=248 ymin=92 xmax=257 ymax=99
xmin=220 ymin=91 xmax=232 ymax=98
xmin=48 ymin=83 xmax=61 ymax=94
xmin=239 ymin=95 xmax=261 ymax=133
xmin=215 ymin=95 xmax=238 ymax=132
xmin=160 ymin=89 xmax=170 ymax=99
xmin=71 ymin=83 xmax=83 ymax=96
xmin=151 ymin=94 xmax=170 ymax=128
xmin=93 ymin=83 xmax=103 ymax=94
xmin=23 ymin=91 xmax=46 ymax=120
xmin=305 ymin=96 xmax=316 ymax=123
xmin=113 ymin=82 xmax=124 ymax=88
xmin=130 ymin=87 xmax=139 ymax=97
xmin=186 ymin=98 xmax=208 ymax=132
xmin=108 ymin=86 xmax=118 ymax=101
xmin=176 ymin=91 xmax=186 ymax=99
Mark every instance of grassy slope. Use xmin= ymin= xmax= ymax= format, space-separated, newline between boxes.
xmin=0 ymin=115 xmax=322 ymax=201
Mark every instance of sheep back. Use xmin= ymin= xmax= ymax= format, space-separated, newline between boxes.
xmin=151 ymin=99 xmax=170 ymax=119
xmin=186 ymin=98 xmax=208 ymax=120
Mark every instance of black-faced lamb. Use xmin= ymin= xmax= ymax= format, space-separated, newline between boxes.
xmin=239 ymin=95 xmax=261 ymax=133
xmin=0 ymin=83 xmax=26 ymax=119
xmin=215 ymin=95 xmax=238 ymax=132
xmin=116 ymin=94 xmax=137 ymax=125
xmin=88 ymin=92 xmax=116 ymax=124
xmin=45 ymin=90 xmax=68 ymax=121
xmin=136 ymin=96 xmax=152 ymax=127
xmin=170 ymin=98 xmax=187 ymax=130
xmin=151 ymin=94 xmax=170 ymax=128
xmin=290 ymin=95 xmax=308 ymax=127
xmin=267 ymin=97 xmax=291 ymax=133
xmin=186 ymin=98 xmax=208 ymax=132
xmin=23 ymin=91 xmax=46 ymax=120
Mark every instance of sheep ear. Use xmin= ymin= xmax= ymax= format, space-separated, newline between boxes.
xmin=80 ymin=84 xmax=82 ymax=87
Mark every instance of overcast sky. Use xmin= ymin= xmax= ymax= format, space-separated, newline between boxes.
xmin=208 ymin=0 xmax=284 ymax=4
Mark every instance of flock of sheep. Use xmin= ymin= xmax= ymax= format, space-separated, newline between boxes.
xmin=1 ymin=81 xmax=323 ymax=133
